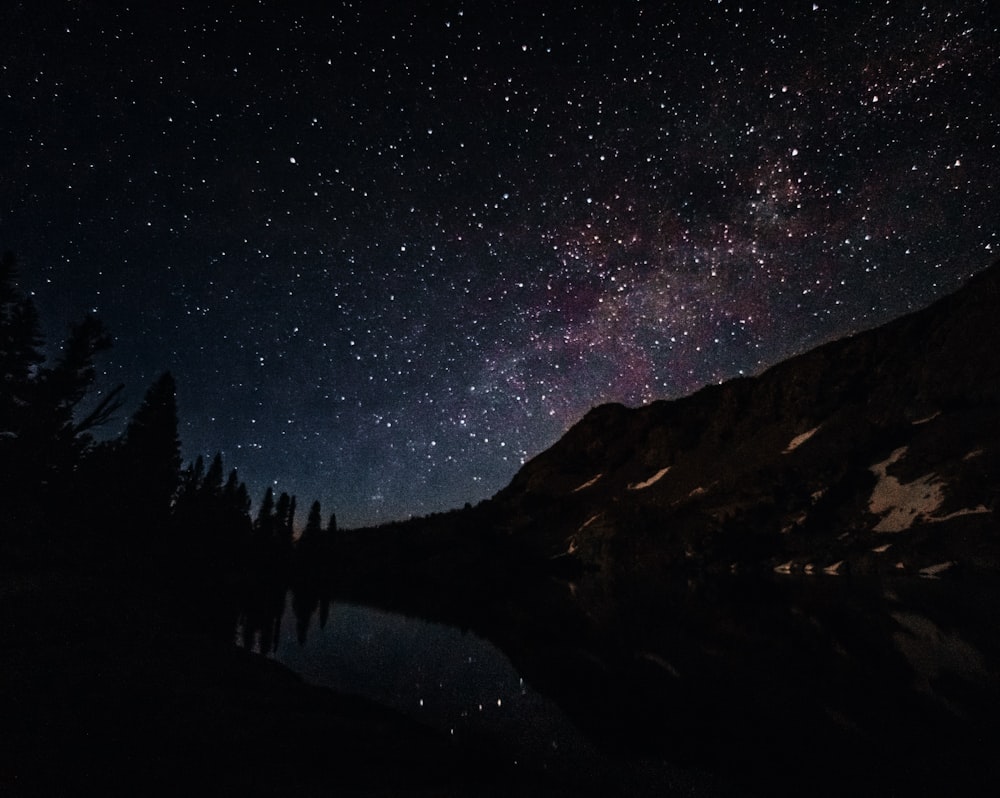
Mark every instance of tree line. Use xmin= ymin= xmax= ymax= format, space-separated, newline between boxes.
xmin=0 ymin=252 xmax=336 ymax=576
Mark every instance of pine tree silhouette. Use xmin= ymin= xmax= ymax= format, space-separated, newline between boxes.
xmin=121 ymin=372 xmax=182 ymax=528
xmin=183 ymin=455 xmax=206 ymax=496
xmin=275 ymin=492 xmax=291 ymax=539
xmin=253 ymin=486 xmax=276 ymax=560
xmin=297 ymin=500 xmax=323 ymax=558
xmin=0 ymin=252 xmax=45 ymax=424
xmin=223 ymin=468 xmax=240 ymax=504
xmin=172 ymin=450 xmax=255 ymax=575
xmin=305 ymin=500 xmax=323 ymax=537
xmin=1 ymin=253 xmax=123 ymax=543
xmin=203 ymin=452 xmax=224 ymax=498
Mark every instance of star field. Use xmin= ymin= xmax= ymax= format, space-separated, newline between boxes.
xmin=3 ymin=1 xmax=997 ymax=527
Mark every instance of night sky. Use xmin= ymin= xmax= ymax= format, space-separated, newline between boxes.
xmin=3 ymin=1 xmax=997 ymax=528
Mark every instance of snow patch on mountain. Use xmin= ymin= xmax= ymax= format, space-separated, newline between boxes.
xmin=773 ymin=559 xmax=843 ymax=576
xmin=781 ymin=510 xmax=808 ymax=534
xmin=580 ymin=514 xmax=602 ymax=530
xmin=919 ymin=561 xmax=955 ymax=579
xmin=783 ymin=425 xmax=821 ymax=454
xmin=868 ymin=447 xmax=945 ymax=532
xmin=628 ymin=467 xmax=671 ymax=491
xmin=929 ymin=505 xmax=991 ymax=523
xmin=573 ymin=473 xmax=603 ymax=492
xmin=640 ymin=652 xmax=681 ymax=678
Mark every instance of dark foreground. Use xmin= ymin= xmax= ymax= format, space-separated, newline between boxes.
xmin=5 ymin=554 xmax=1000 ymax=797
xmin=0 ymin=562 xmax=718 ymax=797
xmin=0 ymin=568 xmax=535 ymax=797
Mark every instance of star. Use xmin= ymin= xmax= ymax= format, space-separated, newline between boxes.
xmin=3 ymin=0 xmax=997 ymax=527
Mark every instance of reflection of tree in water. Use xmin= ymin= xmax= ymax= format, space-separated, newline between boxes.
xmin=291 ymin=579 xmax=333 ymax=646
xmin=235 ymin=579 xmax=288 ymax=654
xmin=318 ymin=593 xmax=331 ymax=631
xmin=292 ymin=583 xmax=318 ymax=646
xmin=234 ymin=578 xmax=333 ymax=651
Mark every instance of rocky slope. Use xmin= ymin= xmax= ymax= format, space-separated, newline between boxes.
xmin=491 ymin=261 xmax=1000 ymax=580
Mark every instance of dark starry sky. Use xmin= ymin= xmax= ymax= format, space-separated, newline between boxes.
xmin=3 ymin=1 xmax=997 ymax=528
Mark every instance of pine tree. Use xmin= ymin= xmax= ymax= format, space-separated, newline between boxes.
xmin=295 ymin=499 xmax=331 ymax=575
xmin=255 ymin=486 xmax=275 ymax=539
xmin=1 ymin=254 xmax=122 ymax=539
xmin=0 ymin=254 xmax=45 ymax=534
xmin=41 ymin=315 xmax=121 ymax=444
xmin=305 ymin=500 xmax=322 ymax=537
xmin=0 ymin=252 xmax=44 ymax=430
xmin=275 ymin=492 xmax=290 ymax=536
xmin=273 ymin=492 xmax=296 ymax=555
xmin=183 ymin=455 xmax=206 ymax=497
xmin=114 ymin=372 xmax=181 ymax=536
xmin=202 ymin=452 xmax=224 ymax=498
xmin=223 ymin=468 xmax=240 ymax=504
xmin=171 ymin=452 xmax=255 ymax=575
xmin=123 ymin=372 xmax=181 ymax=519
xmin=234 ymin=482 xmax=251 ymax=517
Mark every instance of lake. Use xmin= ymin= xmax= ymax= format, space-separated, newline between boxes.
xmin=266 ymin=599 xmax=593 ymax=763
xmin=237 ymin=573 xmax=1000 ymax=795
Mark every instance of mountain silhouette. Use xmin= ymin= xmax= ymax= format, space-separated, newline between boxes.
xmin=486 ymin=261 xmax=1000 ymax=580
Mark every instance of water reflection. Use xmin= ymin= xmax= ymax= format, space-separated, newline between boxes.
xmin=891 ymin=608 xmax=992 ymax=699
xmin=526 ymin=573 xmax=1000 ymax=794
xmin=274 ymin=596 xmax=599 ymax=772
xmin=233 ymin=576 xmax=287 ymax=654
xmin=235 ymin=573 xmax=1000 ymax=795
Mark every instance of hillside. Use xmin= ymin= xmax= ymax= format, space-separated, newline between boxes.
xmin=489 ymin=261 xmax=1000 ymax=580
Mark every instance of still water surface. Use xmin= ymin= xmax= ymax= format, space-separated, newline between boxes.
xmin=237 ymin=576 xmax=1000 ymax=794
xmin=264 ymin=598 xmax=598 ymax=768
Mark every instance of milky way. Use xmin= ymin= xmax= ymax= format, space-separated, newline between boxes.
xmin=3 ymin=1 xmax=997 ymax=527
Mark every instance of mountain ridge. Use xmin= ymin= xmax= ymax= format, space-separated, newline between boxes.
xmin=488 ymin=260 xmax=1000 ymax=578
